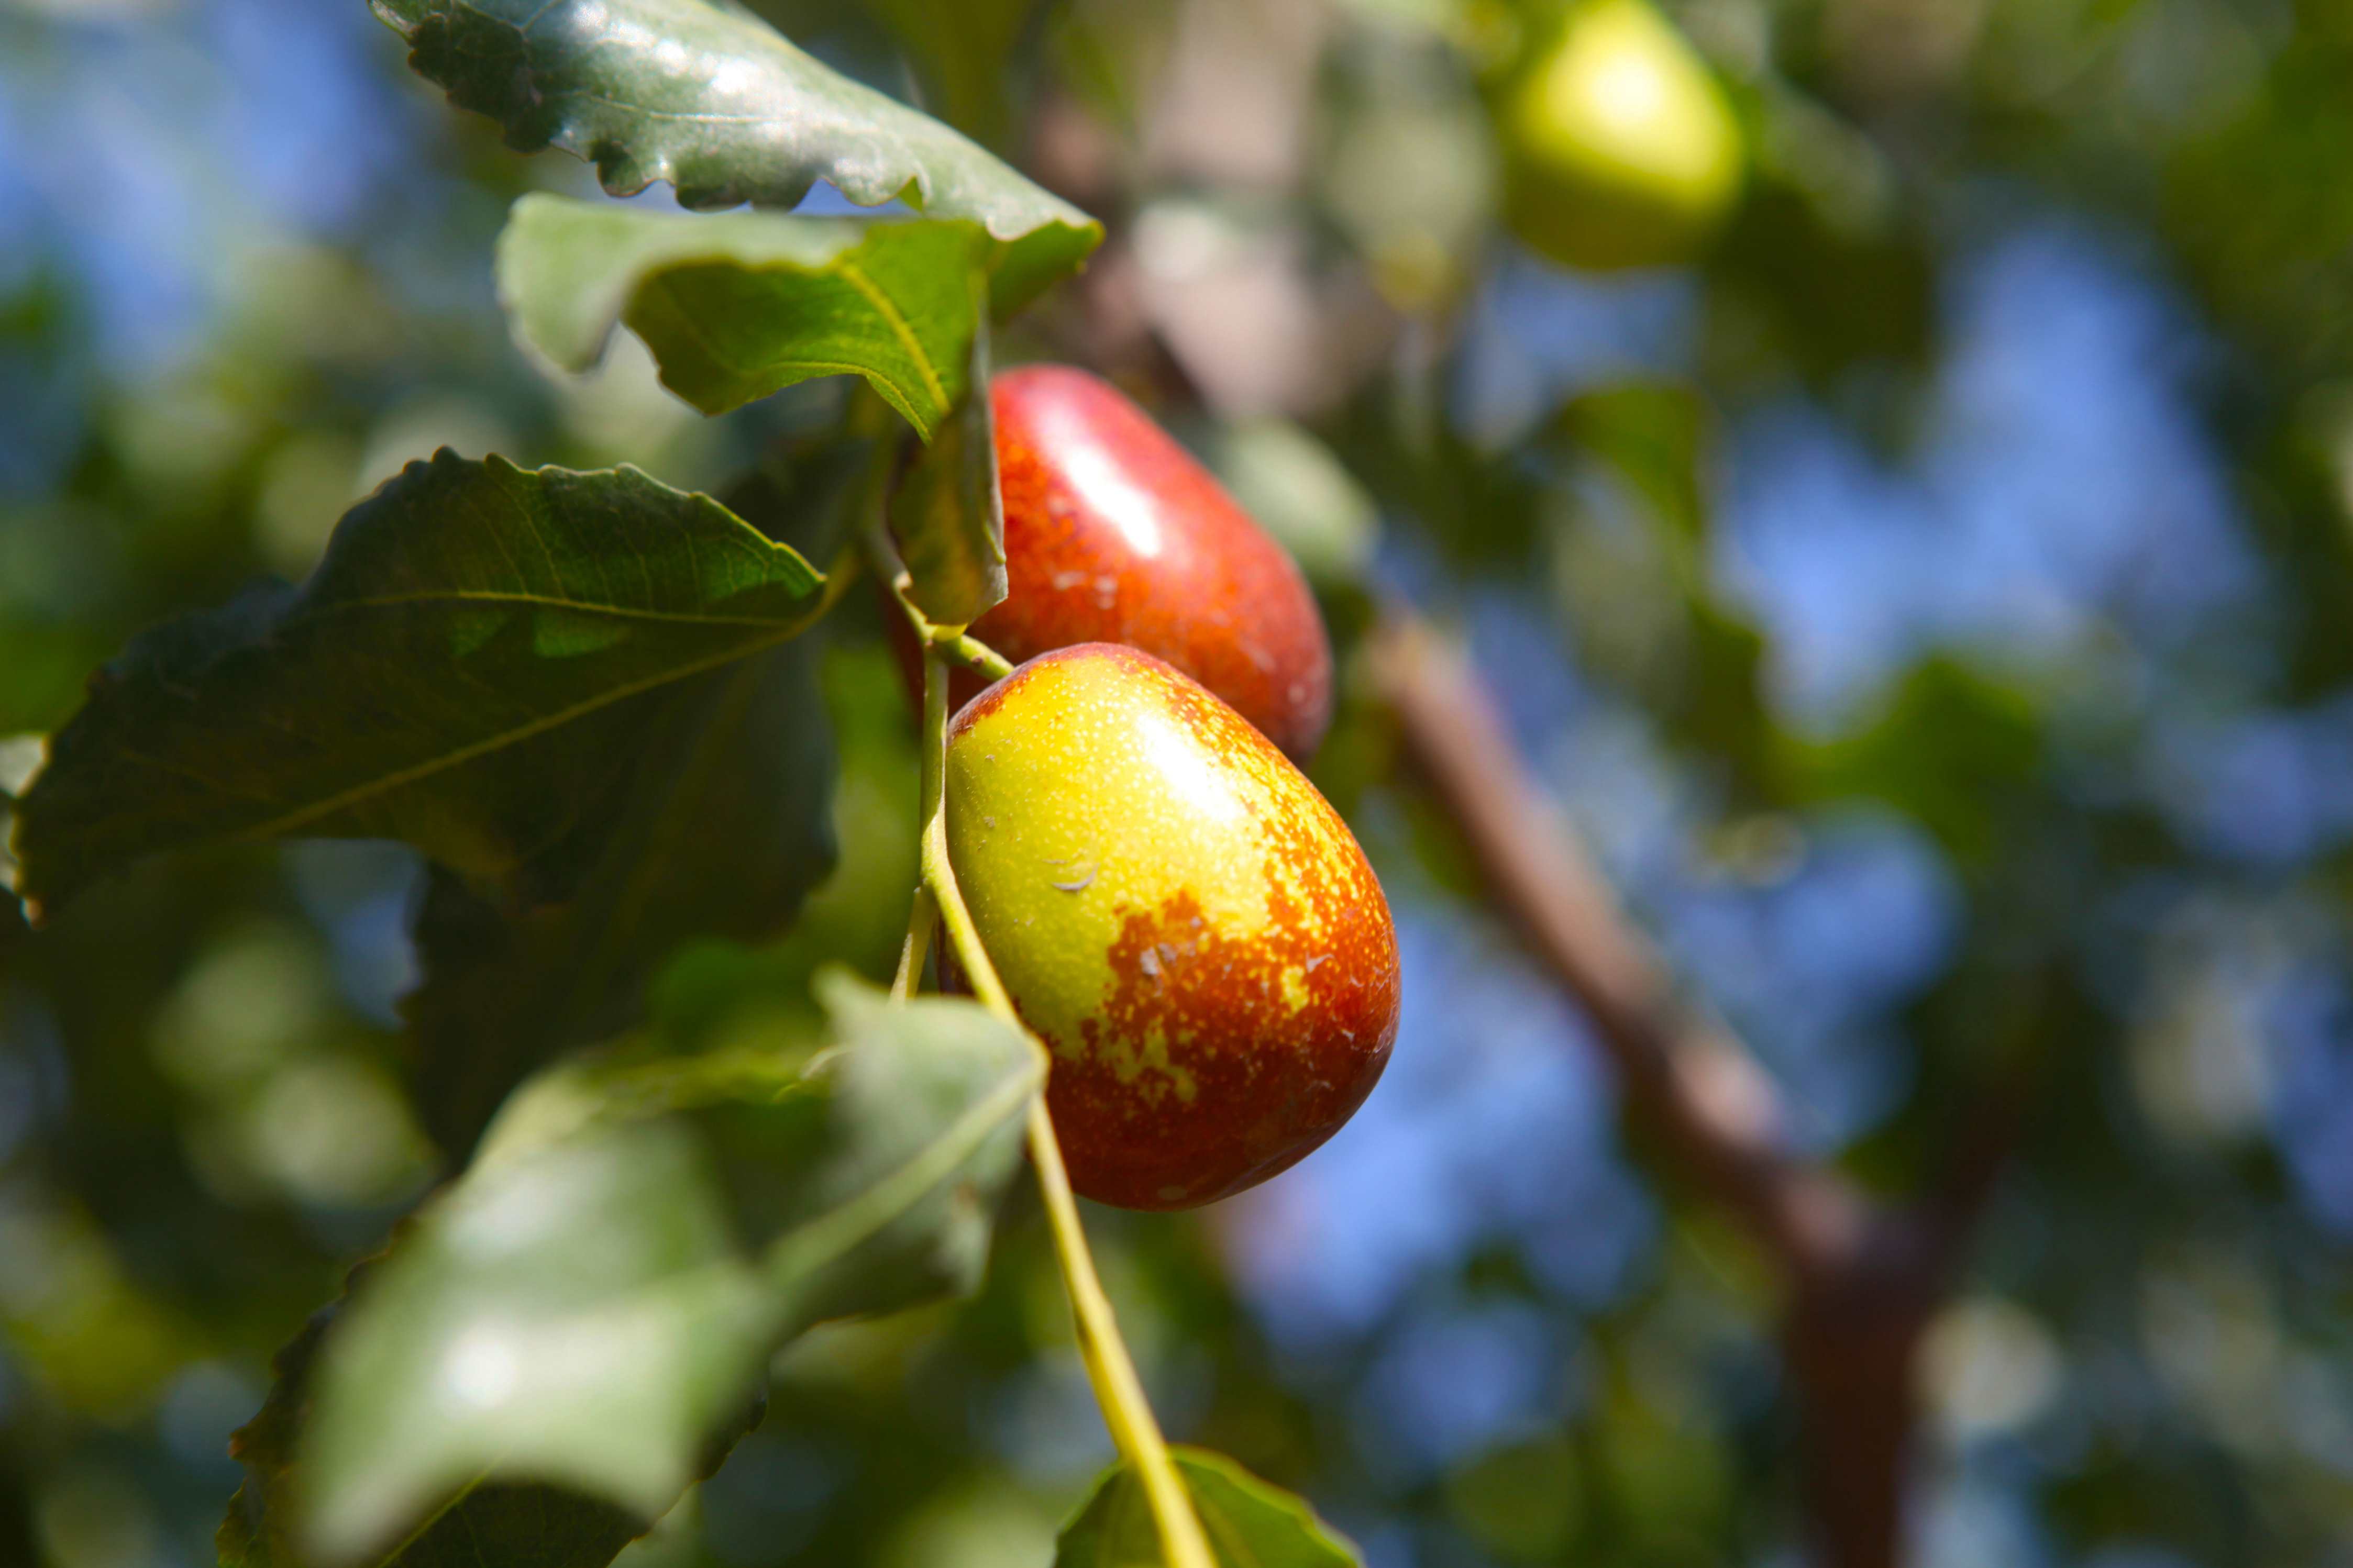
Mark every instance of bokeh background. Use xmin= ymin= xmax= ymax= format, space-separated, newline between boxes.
xmin=4 ymin=1 xmax=2353 ymax=1566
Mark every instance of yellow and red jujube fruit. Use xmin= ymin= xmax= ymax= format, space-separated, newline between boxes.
xmin=945 ymin=643 xmax=1399 ymax=1210
xmin=956 ymin=364 xmax=1334 ymax=762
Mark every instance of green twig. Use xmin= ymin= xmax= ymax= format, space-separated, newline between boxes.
xmin=935 ymin=630 xmax=1015 ymax=683
xmin=916 ymin=647 xmax=1212 ymax=1568
xmin=861 ymin=522 xmax=1018 ymax=686
xmin=890 ymin=884 xmax=937 ymax=1001
xmin=878 ymin=546 xmax=1211 ymax=1568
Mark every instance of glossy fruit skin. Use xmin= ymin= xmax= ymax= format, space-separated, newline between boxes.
xmin=1496 ymin=0 xmax=1744 ymax=272
xmin=945 ymin=643 xmax=1399 ymax=1210
xmin=963 ymin=365 xmax=1333 ymax=762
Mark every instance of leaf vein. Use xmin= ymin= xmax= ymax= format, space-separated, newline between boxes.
xmin=764 ymin=1051 xmax=1037 ymax=1295
xmin=835 ymin=260 xmax=948 ymax=417
xmin=224 ymin=631 xmax=806 ymax=845
xmin=306 ymin=590 xmax=811 ymax=627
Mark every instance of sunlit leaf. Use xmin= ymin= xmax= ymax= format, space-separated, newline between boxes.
xmin=0 ymin=734 xmax=39 ymax=802
xmin=218 ymin=1228 xmax=761 ymax=1568
xmin=498 ymin=196 xmax=993 ymax=436
xmin=299 ymin=1120 xmax=766 ymax=1564
xmin=0 ymin=733 xmax=35 ymax=896
xmin=274 ymin=972 xmax=1039 ymax=1565
xmin=8 ymin=452 xmax=827 ymax=919
xmin=888 ymin=302 xmax=1006 ymax=626
xmin=1056 ymin=1448 xmax=1363 ymax=1568
xmin=372 ymin=0 xmax=1099 ymax=310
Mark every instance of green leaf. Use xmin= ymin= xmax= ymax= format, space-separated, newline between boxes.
xmin=218 ymin=1236 xmax=762 ymax=1568
xmin=498 ymin=195 xmax=993 ymax=436
xmin=1556 ymin=383 xmax=1707 ymax=546
xmin=1056 ymin=1448 xmax=1363 ymax=1568
xmin=405 ymin=637 xmax=837 ymax=1162
xmin=1791 ymin=657 xmax=2043 ymax=865
xmin=7 ymin=452 xmax=826 ymax=920
xmin=867 ymin=0 xmax=1041 ymax=148
xmin=720 ymin=428 xmax=885 ymax=577
xmin=738 ymin=971 xmax=1041 ymax=1328
xmin=372 ymin=0 xmax=1099 ymax=312
xmin=1555 ymin=383 xmax=1775 ymax=801
xmin=279 ymin=972 xmax=1039 ymax=1566
xmin=888 ymin=303 xmax=1007 ymax=626
xmin=1201 ymin=420 xmax=1379 ymax=589
xmin=407 ymin=441 xmax=881 ymax=1159
xmin=0 ymin=734 xmax=37 ymax=803
xmin=300 ymin=1121 xmax=770 ymax=1564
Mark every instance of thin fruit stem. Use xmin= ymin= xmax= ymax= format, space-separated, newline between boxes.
xmin=1015 ymin=1096 xmax=1213 ymax=1566
xmin=888 ymin=578 xmax=1018 ymax=686
xmin=891 ymin=884 xmax=937 ymax=1002
xmin=912 ymin=641 xmax=1213 ymax=1568
xmin=855 ymin=508 xmax=1015 ymax=687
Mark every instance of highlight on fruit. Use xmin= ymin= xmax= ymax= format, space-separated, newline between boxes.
xmin=906 ymin=364 xmax=1336 ymax=762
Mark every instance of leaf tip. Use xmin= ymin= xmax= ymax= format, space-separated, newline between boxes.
xmin=2 ymin=733 xmax=53 ymax=925
xmin=812 ymin=962 xmax=880 ymax=1022
xmin=363 ymin=0 xmax=414 ymax=36
xmin=0 ymin=730 xmax=48 ymax=801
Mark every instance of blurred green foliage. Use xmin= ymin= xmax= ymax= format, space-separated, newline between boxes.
xmin=5 ymin=1 xmax=2353 ymax=1567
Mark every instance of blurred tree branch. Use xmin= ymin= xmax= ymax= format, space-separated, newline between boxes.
xmin=1368 ymin=613 xmax=2021 ymax=1568
xmin=1369 ymin=616 xmax=1870 ymax=1273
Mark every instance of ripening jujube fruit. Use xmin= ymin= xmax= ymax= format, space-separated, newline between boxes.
xmin=1496 ymin=0 xmax=1744 ymax=272
xmin=945 ymin=643 xmax=1399 ymax=1210
xmin=928 ymin=364 xmax=1334 ymax=761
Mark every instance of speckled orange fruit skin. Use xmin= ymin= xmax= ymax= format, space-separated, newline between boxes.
xmin=937 ymin=365 xmax=1333 ymax=761
xmin=945 ymin=643 xmax=1398 ymax=1210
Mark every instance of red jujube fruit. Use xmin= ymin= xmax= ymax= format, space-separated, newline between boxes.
xmin=911 ymin=365 xmax=1334 ymax=761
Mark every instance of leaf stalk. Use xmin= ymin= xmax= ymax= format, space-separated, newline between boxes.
xmin=932 ymin=629 xmax=1015 ymax=683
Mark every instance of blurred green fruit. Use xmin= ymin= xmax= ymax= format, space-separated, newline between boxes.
xmin=1496 ymin=0 xmax=1744 ymax=270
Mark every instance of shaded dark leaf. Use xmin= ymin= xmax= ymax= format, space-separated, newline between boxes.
xmin=721 ymin=430 xmax=885 ymax=575
xmin=1557 ymin=382 xmax=1775 ymax=800
xmin=866 ymin=0 xmax=1041 ymax=148
xmin=1704 ymin=181 xmax=1935 ymax=382
xmin=9 ymin=453 xmax=825 ymax=919
xmin=404 ymin=637 xmax=837 ymax=1161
